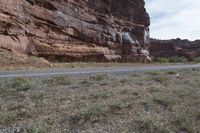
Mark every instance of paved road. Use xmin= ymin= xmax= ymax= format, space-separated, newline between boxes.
xmin=0 ymin=64 xmax=200 ymax=78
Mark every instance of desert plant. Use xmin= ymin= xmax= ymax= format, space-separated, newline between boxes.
xmin=42 ymin=76 xmax=71 ymax=85
xmin=168 ymin=56 xmax=188 ymax=63
xmin=175 ymin=113 xmax=193 ymax=132
xmin=89 ymin=74 xmax=107 ymax=81
xmin=10 ymin=77 xmax=36 ymax=91
xmin=0 ymin=112 xmax=16 ymax=125
xmin=155 ymin=57 xmax=170 ymax=63
xmin=146 ymin=71 xmax=161 ymax=75
xmin=192 ymin=57 xmax=200 ymax=63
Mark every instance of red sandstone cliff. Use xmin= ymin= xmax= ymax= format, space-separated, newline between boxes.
xmin=150 ymin=38 xmax=200 ymax=60
xmin=0 ymin=0 xmax=151 ymax=63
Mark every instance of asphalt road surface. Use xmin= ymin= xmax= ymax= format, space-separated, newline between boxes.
xmin=0 ymin=64 xmax=200 ymax=78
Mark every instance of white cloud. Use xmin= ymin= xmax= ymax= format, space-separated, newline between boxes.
xmin=145 ymin=0 xmax=200 ymax=40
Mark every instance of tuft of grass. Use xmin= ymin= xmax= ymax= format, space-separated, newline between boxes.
xmin=175 ymin=113 xmax=193 ymax=132
xmin=42 ymin=76 xmax=71 ymax=86
xmin=10 ymin=77 xmax=36 ymax=91
xmin=153 ymin=96 xmax=175 ymax=109
xmin=89 ymin=74 xmax=107 ymax=81
xmin=151 ymin=76 xmax=169 ymax=85
xmin=136 ymin=115 xmax=173 ymax=133
xmin=165 ymin=71 xmax=177 ymax=75
xmin=147 ymin=87 xmax=160 ymax=93
xmin=26 ymin=126 xmax=48 ymax=133
xmin=168 ymin=56 xmax=188 ymax=63
xmin=69 ymin=105 xmax=106 ymax=125
xmin=154 ymin=56 xmax=188 ymax=63
xmin=146 ymin=71 xmax=161 ymax=75
xmin=155 ymin=57 xmax=170 ymax=63
xmin=0 ymin=112 xmax=16 ymax=125
xmin=192 ymin=57 xmax=200 ymax=63
xmin=90 ymin=91 xmax=113 ymax=99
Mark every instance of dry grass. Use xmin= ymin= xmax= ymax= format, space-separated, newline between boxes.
xmin=0 ymin=68 xmax=200 ymax=132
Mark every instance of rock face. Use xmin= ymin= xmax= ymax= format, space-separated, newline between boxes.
xmin=150 ymin=38 xmax=200 ymax=60
xmin=0 ymin=0 xmax=151 ymax=62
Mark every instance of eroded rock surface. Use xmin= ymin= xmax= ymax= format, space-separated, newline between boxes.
xmin=150 ymin=38 xmax=200 ymax=60
xmin=0 ymin=0 xmax=151 ymax=62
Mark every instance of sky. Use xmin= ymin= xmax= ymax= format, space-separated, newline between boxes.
xmin=145 ymin=0 xmax=200 ymax=40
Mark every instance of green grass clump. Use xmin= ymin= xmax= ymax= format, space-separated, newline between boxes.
xmin=146 ymin=71 xmax=161 ymax=75
xmin=26 ymin=126 xmax=48 ymax=133
xmin=155 ymin=56 xmax=188 ymax=63
xmin=42 ymin=76 xmax=71 ymax=85
xmin=10 ymin=77 xmax=36 ymax=91
xmin=153 ymin=96 xmax=175 ymax=109
xmin=155 ymin=57 xmax=170 ymax=63
xmin=89 ymin=74 xmax=107 ymax=81
xmin=151 ymin=76 xmax=169 ymax=85
xmin=168 ymin=56 xmax=188 ymax=63
xmin=90 ymin=91 xmax=113 ymax=99
xmin=136 ymin=115 xmax=173 ymax=133
xmin=0 ymin=112 xmax=16 ymax=125
xmin=69 ymin=105 xmax=105 ymax=125
xmin=166 ymin=71 xmax=177 ymax=75
xmin=175 ymin=114 xmax=193 ymax=132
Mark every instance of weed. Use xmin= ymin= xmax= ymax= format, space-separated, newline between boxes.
xmin=0 ymin=112 xmax=16 ymax=125
xmin=147 ymin=87 xmax=160 ymax=93
xmin=109 ymin=103 xmax=122 ymax=111
xmin=192 ymin=57 xmax=200 ymax=63
xmin=154 ymin=56 xmax=188 ymax=63
xmin=10 ymin=77 xmax=36 ymax=91
xmin=153 ymin=96 xmax=175 ymax=109
xmin=136 ymin=115 xmax=172 ymax=133
xmin=69 ymin=105 xmax=105 ymax=125
xmin=90 ymin=91 xmax=113 ymax=99
xmin=151 ymin=76 xmax=169 ymax=85
xmin=168 ymin=56 xmax=188 ymax=63
xmin=166 ymin=71 xmax=177 ymax=75
xmin=42 ymin=76 xmax=71 ymax=85
xmin=155 ymin=57 xmax=170 ymax=63
xmin=175 ymin=113 xmax=193 ymax=132
xmin=26 ymin=126 xmax=48 ymax=133
xmin=146 ymin=71 xmax=161 ymax=75
xmin=89 ymin=74 xmax=107 ymax=81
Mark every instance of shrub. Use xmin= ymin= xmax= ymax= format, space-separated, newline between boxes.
xmin=42 ymin=76 xmax=71 ymax=85
xmin=192 ymin=57 xmax=200 ymax=63
xmin=154 ymin=56 xmax=188 ymax=63
xmin=0 ymin=112 xmax=16 ymax=125
xmin=146 ymin=71 xmax=161 ymax=75
xmin=153 ymin=96 xmax=175 ymax=109
xmin=155 ymin=57 xmax=170 ymax=63
xmin=89 ymin=74 xmax=107 ymax=81
xmin=168 ymin=56 xmax=188 ymax=63
xmin=166 ymin=71 xmax=177 ymax=75
xmin=151 ymin=76 xmax=169 ymax=85
xmin=176 ymin=114 xmax=193 ymax=132
xmin=11 ymin=77 xmax=36 ymax=91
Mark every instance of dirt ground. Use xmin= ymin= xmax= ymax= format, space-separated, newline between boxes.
xmin=0 ymin=68 xmax=200 ymax=133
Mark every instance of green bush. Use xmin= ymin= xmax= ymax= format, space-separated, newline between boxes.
xmin=155 ymin=56 xmax=188 ymax=63
xmin=11 ymin=77 xmax=36 ymax=91
xmin=155 ymin=57 xmax=170 ymax=63
xmin=192 ymin=57 xmax=200 ymax=63
xmin=168 ymin=56 xmax=188 ymax=63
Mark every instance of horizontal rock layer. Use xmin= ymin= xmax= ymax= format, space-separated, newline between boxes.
xmin=0 ymin=0 xmax=151 ymax=62
xmin=150 ymin=38 xmax=200 ymax=60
